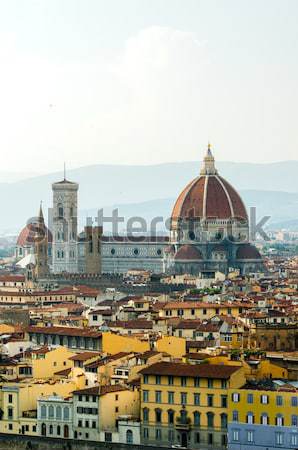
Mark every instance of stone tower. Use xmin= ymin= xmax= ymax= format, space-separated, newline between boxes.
xmin=34 ymin=204 xmax=49 ymax=279
xmin=84 ymin=225 xmax=103 ymax=274
xmin=52 ymin=174 xmax=79 ymax=273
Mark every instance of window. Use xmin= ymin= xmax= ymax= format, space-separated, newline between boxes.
xmin=194 ymin=393 xmax=200 ymax=406
xmin=194 ymin=411 xmax=201 ymax=426
xmin=232 ymin=429 xmax=239 ymax=441
xmin=207 ymin=394 xmax=213 ymax=407
xmin=247 ymin=430 xmax=254 ymax=443
xmin=56 ymin=406 xmax=61 ymax=420
xmin=92 ymin=421 xmax=96 ymax=429
xmin=155 ymin=391 xmax=162 ymax=403
xmin=292 ymin=415 xmax=298 ymax=427
xmin=48 ymin=405 xmax=54 ymax=418
xmin=85 ymin=420 xmax=89 ymax=428
xmin=168 ymin=392 xmax=174 ymax=404
xmin=246 ymin=413 xmax=254 ymax=425
xmin=232 ymin=393 xmax=240 ymax=402
xmin=126 ymin=430 xmax=133 ymax=444
xmin=208 ymin=433 xmax=213 ymax=445
xmin=276 ymin=415 xmax=284 ymax=426
xmin=78 ymin=420 xmax=82 ymax=427
xmin=143 ymin=390 xmax=149 ymax=402
xmin=195 ymin=432 xmax=200 ymax=443
xmin=156 ymin=375 xmax=161 ymax=385
xmin=168 ymin=410 xmax=174 ymax=424
xmin=168 ymin=429 xmax=174 ymax=442
xmin=194 ymin=377 xmax=200 ymax=387
xmin=207 ymin=412 xmax=214 ymax=428
xmin=247 ymin=393 xmax=253 ymax=404
xmin=260 ymin=394 xmax=269 ymax=404
xmin=275 ymin=432 xmax=284 ymax=445
xmin=143 ymin=408 xmax=149 ymax=423
xmin=143 ymin=428 xmax=149 ymax=439
xmin=40 ymin=405 xmax=46 ymax=419
xmin=232 ymin=410 xmax=239 ymax=422
xmin=143 ymin=375 xmax=148 ymax=384
xmin=168 ymin=375 xmax=174 ymax=385
xmin=7 ymin=407 xmax=13 ymax=419
xmin=155 ymin=409 xmax=162 ymax=423
xmin=49 ymin=425 xmax=53 ymax=435
xmin=155 ymin=428 xmax=161 ymax=440
xmin=292 ymin=397 xmax=298 ymax=407
xmin=181 ymin=376 xmax=187 ymax=387
xmin=261 ymin=413 xmax=269 ymax=425
xmin=63 ymin=407 xmax=69 ymax=420
xmin=181 ymin=392 xmax=187 ymax=405
xmin=8 ymin=423 xmax=13 ymax=431
xmin=208 ymin=379 xmax=213 ymax=388
xmin=291 ymin=434 xmax=298 ymax=446
xmin=276 ymin=395 xmax=283 ymax=406
xmin=221 ymin=413 xmax=228 ymax=429
xmin=221 ymin=395 xmax=227 ymax=408
xmin=221 ymin=379 xmax=227 ymax=389
xmin=105 ymin=432 xmax=112 ymax=442
xmin=8 ymin=394 xmax=13 ymax=403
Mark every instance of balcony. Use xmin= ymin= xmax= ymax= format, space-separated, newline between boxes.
xmin=175 ymin=416 xmax=191 ymax=430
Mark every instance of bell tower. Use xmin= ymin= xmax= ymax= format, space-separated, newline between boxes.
xmin=52 ymin=171 xmax=79 ymax=274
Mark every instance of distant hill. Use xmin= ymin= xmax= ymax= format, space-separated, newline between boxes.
xmin=1 ymin=160 xmax=298 ymax=234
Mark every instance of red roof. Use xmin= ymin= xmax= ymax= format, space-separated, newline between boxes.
xmin=17 ymin=222 xmax=52 ymax=246
xmin=174 ymin=245 xmax=203 ymax=261
xmin=171 ymin=174 xmax=247 ymax=222
xmin=236 ymin=244 xmax=262 ymax=260
xmin=140 ymin=361 xmax=240 ymax=379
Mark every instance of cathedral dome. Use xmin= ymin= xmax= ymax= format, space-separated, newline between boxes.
xmin=236 ymin=244 xmax=262 ymax=260
xmin=171 ymin=145 xmax=247 ymax=224
xmin=17 ymin=221 xmax=52 ymax=246
xmin=174 ymin=245 xmax=203 ymax=261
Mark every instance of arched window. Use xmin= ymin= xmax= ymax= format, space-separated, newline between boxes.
xmin=261 ymin=413 xmax=269 ymax=425
xmin=246 ymin=412 xmax=254 ymax=424
xmin=143 ymin=408 xmax=149 ymax=423
xmin=168 ymin=409 xmax=174 ymax=424
xmin=48 ymin=405 xmax=54 ymax=418
xmin=155 ymin=408 xmax=162 ymax=423
xmin=207 ymin=412 xmax=214 ymax=428
xmin=56 ymin=406 xmax=62 ymax=420
xmin=276 ymin=414 xmax=284 ymax=426
xmin=40 ymin=405 xmax=46 ymax=419
xmin=41 ymin=423 xmax=46 ymax=436
xmin=221 ymin=413 xmax=228 ymax=428
xmin=49 ymin=425 xmax=53 ymax=435
xmin=193 ymin=411 xmax=201 ymax=426
xmin=63 ymin=407 xmax=69 ymax=421
xmin=126 ymin=430 xmax=133 ymax=444
xmin=57 ymin=425 xmax=61 ymax=436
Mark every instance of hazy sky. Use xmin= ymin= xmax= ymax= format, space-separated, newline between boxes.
xmin=0 ymin=0 xmax=297 ymax=172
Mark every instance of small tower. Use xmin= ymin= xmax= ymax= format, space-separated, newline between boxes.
xmin=34 ymin=203 xmax=49 ymax=279
xmin=200 ymin=143 xmax=218 ymax=175
xmin=52 ymin=169 xmax=79 ymax=274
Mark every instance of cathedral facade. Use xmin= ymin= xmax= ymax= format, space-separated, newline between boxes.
xmin=15 ymin=146 xmax=263 ymax=278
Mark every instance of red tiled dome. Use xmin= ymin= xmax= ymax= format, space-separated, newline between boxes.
xmin=171 ymin=147 xmax=247 ymax=223
xmin=17 ymin=222 xmax=52 ymax=246
xmin=236 ymin=244 xmax=261 ymax=260
xmin=174 ymin=245 xmax=203 ymax=261
xmin=172 ymin=175 xmax=247 ymax=221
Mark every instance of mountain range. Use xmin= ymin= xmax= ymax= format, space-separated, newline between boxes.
xmin=1 ymin=160 xmax=298 ymax=235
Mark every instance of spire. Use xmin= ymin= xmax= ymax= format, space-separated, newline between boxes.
xmin=200 ymin=142 xmax=218 ymax=175
xmin=38 ymin=201 xmax=44 ymax=224
xmin=63 ymin=162 xmax=66 ymax=181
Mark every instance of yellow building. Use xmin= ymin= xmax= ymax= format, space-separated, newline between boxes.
xmin=139 ymin=361 xmax=245 ymax=449
xmin=102 ymin=332 xmax=149 ymax=354
xmin=0 ymin=370 xmax=85 ymax=437
xmin=31 ymin=346 xmax=76 ymax=378
xmin=160 ymin=301 xmax=253 ymax=320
